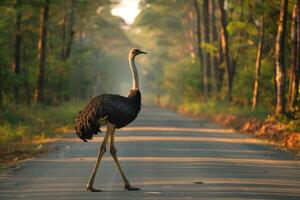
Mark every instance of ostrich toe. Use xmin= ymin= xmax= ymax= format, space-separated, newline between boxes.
xmin=125 ymin=185 xmax=140 ymax=191
xmin=86 ymin=187 xmax=102 ymax=192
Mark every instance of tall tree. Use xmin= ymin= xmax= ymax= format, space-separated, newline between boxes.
xmin=61 ymin=0 xmax=67 ymax=60
xmin=252 ymin=16 xmax=264 ymax=110
xmin=61 ymin=0 xmax=74 ymax=60
xmin=218 ymin=0 xmax=233 ymax=101
xmin=193 ymin=0 xmax=204 ymax=91
xmin=12 ymin=0 xmax=22 ymax=102
xmin=182 ymin=3 xmax=197 ymax=62
xmin=65 ymin=0 xmax=74 ymax=59
xmin=209 ymin=0 xmax=219 ymax=94
xmin=202 ymin=0 xmax=211 ymax=96
xmin=288 ymin=0 xmax=300 ymax=111
xmin=36 ymin=0 xmax=50 ymax=103
xmin=0 ymin=60 xmax=2 ymax=108
xmin=296 ymin=0 xmax=300 ymax=107
xmin=274 ymin=0 xmax=288 ymax=115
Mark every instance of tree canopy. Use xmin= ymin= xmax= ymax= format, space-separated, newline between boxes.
xmin=0 ymin=0 xmax=299 ymax=117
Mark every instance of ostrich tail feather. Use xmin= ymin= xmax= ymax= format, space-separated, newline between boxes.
xmin=75 ymin=110 xmax=101 ymax=142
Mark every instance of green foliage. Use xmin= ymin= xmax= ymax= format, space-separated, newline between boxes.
xmin=227 ymin=21 xmax=257 ymax=36
xmin=132 ymin=0 xmax=299 ymax=118
xmin=180 ymin=98 xmax=268 ymax=119
xmin=0 ymin=101 xmax=84 ymax=143
xmin=0 ymin=0 xmax=133 ymax=105
xmin=163 ymin=60 xmax=202 ymax=104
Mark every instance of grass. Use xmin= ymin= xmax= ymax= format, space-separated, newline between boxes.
xmin=177 ymin=99 xmax=269 ymax=119
xmin=0 ymin=100 xmax=85 ymax=165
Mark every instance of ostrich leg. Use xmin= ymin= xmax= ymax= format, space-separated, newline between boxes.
xmin=108 ymin=122 xmax=140 ymax=190
xmin=86 ymin=128 xmax=111 ymax=192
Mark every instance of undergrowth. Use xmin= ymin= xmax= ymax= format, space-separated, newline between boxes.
xmin=168 ymin=98 xmax=300 ymax=152
xmin=0 ymin=100 xmax=84 ymax=165
xmin=177 ymin=99 xmax=269 ymax=119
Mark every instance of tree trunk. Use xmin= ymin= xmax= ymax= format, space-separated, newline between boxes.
xmin=22 ymin=45 xmax=31 ymax=105
xmin=65 ymin=0 xmax=74 ymax=59
xmin=218 ymin=35 xmax=225 ymax=91
xmin=209 ymin=0 xmax=219 ymax=94
xmin=12 ymin=0 xmax=22 ymax=103
xmin=60 ymin=0 xmax=67 ymax=60
xmin=288 ymin=0 xmax=300 ymax=111
xmin=186 ymin=8 xmax=197 ymax=62
xmin=218 ymin=0 xmax=233 ymax=101
xmin=252 ymin=16 xmax=264 ymax=110
xmin=36 ymin=0 xmax=50 ymax=103
xmin=0 ymin=62 xmax=2 ymax=108
xmin=296 ymin=0 xmax=300 ymax=107
xmin=192 ymin=0 xmax=204 ymax=92
xmin=61 ymin=0 xmax=74 ymax=60
xmin=202 ymin=0 xmax=211 ymax=96
xmin=275 ymin=0 xmax=288 ymax=115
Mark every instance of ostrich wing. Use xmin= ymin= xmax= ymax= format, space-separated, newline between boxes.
xmin=75 ymin=92 xmax=140 ymax=142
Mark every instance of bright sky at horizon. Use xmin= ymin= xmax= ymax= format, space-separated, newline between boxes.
xmin=111 ymin=0 xmax=141 ymax=25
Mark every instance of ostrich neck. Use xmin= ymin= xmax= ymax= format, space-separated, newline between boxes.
xmin=129 ymin=55 xmax=139 ymax=90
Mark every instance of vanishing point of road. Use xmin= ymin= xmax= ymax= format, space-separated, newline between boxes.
xmin=0 ymin=106 xmax=300 ymax=200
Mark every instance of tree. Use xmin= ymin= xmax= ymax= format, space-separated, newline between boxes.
xmin=181 ymin=3 xmax=198 ymax=62
xmin=61 ymin=0 xmax=67 ymax=60
xmin=218 ymin=0 xmax=234 ymax=101
xmin=209 ymin=0 xmax=220 ymax=94
xmin=65 ymin=0 xmax=74 ymax=59
xmin=36 ymin=0 xmax=50 ymax=103
xmin=202 ymin=0 xmax=211 ymax=96
xmin=12 ymin=0 xmax=22 ymax=102
xmin=274 ymin=0 xmax=288 ymax=115
xmin=252 ymin=16 xmax=264 ymax=110
xmin=193 ymin=0 xmax=204 ymax=88
xmin=61 ymin=0 xmax=74 ymax=60
xmin=0 ymin=0 xmax=128 ymax=105
xmin=288 ymin=0 xmax=300 ymax=111
xmin=0 ymin=59 xmax=2 ymax=108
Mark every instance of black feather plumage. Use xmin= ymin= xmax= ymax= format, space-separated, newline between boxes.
xmin=75 ymin=89 xmax=141 ymax=142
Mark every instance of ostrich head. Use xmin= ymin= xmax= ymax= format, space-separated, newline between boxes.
xmin=130 ymin=48 xmax=147 ymax=58
xmin=128 ymin=48 xmax=147 ymax=90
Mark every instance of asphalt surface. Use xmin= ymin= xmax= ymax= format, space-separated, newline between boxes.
xmin=0 ymin=105 xmax=300 ymax=200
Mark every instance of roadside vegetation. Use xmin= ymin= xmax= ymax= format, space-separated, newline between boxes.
xmin=0 ymin=101 xmax=83 ymax=166
xmin=176 ymin=99 xmax=300 ymax=153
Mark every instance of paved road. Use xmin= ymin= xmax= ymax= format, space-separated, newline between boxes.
xmin=1 ymin=106 xmax=300 ymax=200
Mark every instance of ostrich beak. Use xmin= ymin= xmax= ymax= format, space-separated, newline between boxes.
xmin=138 ymin=50 xmax=147 ymax=54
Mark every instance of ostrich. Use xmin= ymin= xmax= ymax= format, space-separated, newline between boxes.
xmin=75 ymin=48 xmax=147 ymax=192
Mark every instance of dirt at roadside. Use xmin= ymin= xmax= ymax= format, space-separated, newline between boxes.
xmin=0 ymin=143 xmax=48 ymax=169
xmin=211 ymin=114 xmax=300 ymax=154
xmin=176 ymin=105 xmax=300 ymax=154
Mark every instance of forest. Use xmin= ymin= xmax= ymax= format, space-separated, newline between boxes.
xmin=0 ymin=0 xmax=300 ymax=163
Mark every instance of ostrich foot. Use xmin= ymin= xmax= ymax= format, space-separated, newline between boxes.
xmin=125 ymin=185 xmax=140 ymax=191
xmin=86 ymin=187 xmax=102 ymax=192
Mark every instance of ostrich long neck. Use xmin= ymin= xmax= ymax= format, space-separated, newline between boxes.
xmin=129 ymin=54 xmax=139 ymax=90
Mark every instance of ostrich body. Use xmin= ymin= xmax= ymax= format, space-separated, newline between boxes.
xmin=75 ymin=48 xmax=147 ymax=192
